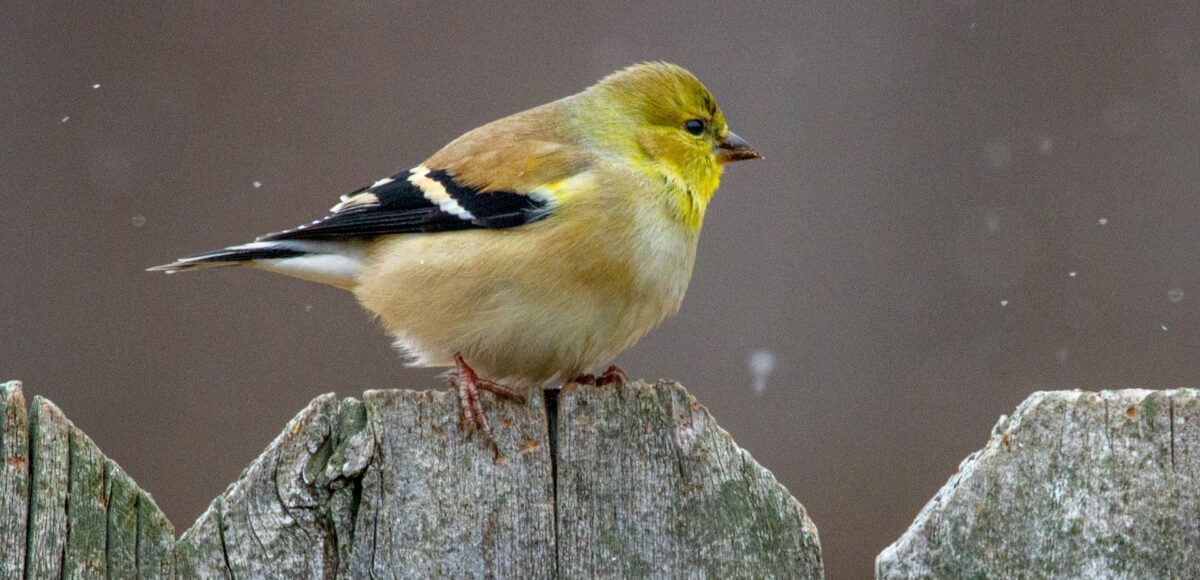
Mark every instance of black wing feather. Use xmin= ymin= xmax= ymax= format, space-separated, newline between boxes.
xmin=427 ymin=169 xmax=544 ymax=229
xmin=258 ymin=169 xmax=550 ymax=242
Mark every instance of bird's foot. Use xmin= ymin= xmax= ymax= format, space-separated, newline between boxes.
xmin=449 ymin=353 xmax=525 ymax=454
xmin=571 ymin=365 xmax=628 ymax=387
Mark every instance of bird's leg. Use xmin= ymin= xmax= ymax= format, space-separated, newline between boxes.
xmin=596 ymin=365 xmax=628 ymax=386
xmin=571 ymin=365 xmax=627 ymax=387
xmin=449 ymin=353 xmax=524 ymax=452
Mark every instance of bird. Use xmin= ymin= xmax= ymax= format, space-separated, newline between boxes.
xmin=150 ymin=62 xmax=761 ymax=448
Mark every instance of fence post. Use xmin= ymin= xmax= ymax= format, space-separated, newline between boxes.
xmin=878 ymin=389 xmax=1200 ymax=578
xmin=1 ymin=379 xmax=824 ymax=578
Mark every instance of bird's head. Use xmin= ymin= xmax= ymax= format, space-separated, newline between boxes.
xmin=576 ymin=62 xmax=761 ymax=230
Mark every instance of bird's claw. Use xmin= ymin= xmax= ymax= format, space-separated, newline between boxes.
xmin=572 ymin=365 xmax=628 ymax=387
xmin=450 ymin=353 xmax=524 ymax=455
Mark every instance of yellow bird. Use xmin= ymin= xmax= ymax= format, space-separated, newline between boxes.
xmin=151 ymin=62 xmax=761 ymax=445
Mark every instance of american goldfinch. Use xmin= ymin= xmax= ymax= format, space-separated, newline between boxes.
xmin=151 ymin=62 xmax=761 ymax=445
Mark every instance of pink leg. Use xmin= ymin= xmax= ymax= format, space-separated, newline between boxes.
xmin=571 ymin=365 xmax=628 ymax=387
xmin=595 ymin=365 xmax=628 ymax=386
xmin=449 ymin=353 xmax=525 ymax=452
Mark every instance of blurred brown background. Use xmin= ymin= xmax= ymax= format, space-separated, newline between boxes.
xmin=3 ymin=2 xmax=1199 ymax=577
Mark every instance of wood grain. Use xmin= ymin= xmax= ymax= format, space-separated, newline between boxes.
xmin=878 ymin=389 xmax=1200 ymax=579
xmin=3 ymin=379 xmax=821 ymax=578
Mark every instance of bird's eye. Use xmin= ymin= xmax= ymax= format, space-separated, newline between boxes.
xmin=683 ymin=119 xmax=705 ymax=136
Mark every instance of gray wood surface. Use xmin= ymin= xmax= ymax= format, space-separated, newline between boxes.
xmin=9 ymin=378 xmax=1200 ymax=577
xmin=1 ymin=380 xmax=175 ymax=579
xmin=555 ymin=382 xmax=823 ymax=578
xmin=4 ymin=379 xmax=819 ymax=578
xmin=877 ymin=389 xmax=1200 ymax=579
xmin=174 ymin=381 xmax=822 ymax=578
xmin=1 ymin=381 xmax=30 ymax=578
xmin=26 ymin=394 xmax=70 ymax=578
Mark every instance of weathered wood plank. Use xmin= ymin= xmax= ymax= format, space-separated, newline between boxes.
xmin=26 ymin=395 xmax=71 ymax=578
xmin=555 ymin=381 xmax=824 ymax=578
xmin=173 ymin=499 xmax=232 ymax=578
xmin=6 ymin=378 xmax=820 ymax=578
xmin=327 ymin=396 xmax=369 ymax=578
xmin=0 ymin=381 xmax=29 ymax=578
xmin=65 ymin=422 xmax=109 ymax=578
xmin=137 ymin=489 xmax=175 ymax=579
xmin=877 ymin=389 xmax=1200 ymax=579
xmin=347 ymin=388 xmax=556 ymax=578
xmin=174 ymin=388 xmax=558 ymax=577
xmin=175 ymin=381 xmax=819 ymax=578
xmin=106 ymin=461 xmax=140 ymax=578
xmin=217 ymin=393 xmax=342 ymax=577
xmin=0 ymin=382 xmax=177 ymax=578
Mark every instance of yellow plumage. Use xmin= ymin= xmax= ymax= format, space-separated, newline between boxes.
xmin=151 ymin=62 xmax=759 ymax=438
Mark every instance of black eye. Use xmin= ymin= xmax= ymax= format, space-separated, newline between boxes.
xmin=683 ymin=119 xmax=705 ymax=136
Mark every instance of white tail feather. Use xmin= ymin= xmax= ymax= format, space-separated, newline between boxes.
xmin=149 ymin=241 xmax=365 ymax=289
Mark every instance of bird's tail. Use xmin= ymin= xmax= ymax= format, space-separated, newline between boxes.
xmin=148 ymin=241 xmax=364 ymax=288
xmin=148 ymin=242 xmax=307 ymax=273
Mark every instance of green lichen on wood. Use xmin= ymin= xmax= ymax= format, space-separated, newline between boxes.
xmin=64 ymin=422 xmax=109 ymax=577
xmin=25 ymin=396 xmax=70 ymax=579
xmin=105 ymin=461 xmax=139 ymax=578
xmin=0 ymin=382 xmax=176 ymax=578
xmin=327 ymin=396 xmax=370 ymax=578
xmin=136 ymin=489 xmax=175 ymax=579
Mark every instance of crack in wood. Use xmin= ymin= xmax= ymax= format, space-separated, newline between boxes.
xmin=543 ymin=387 xmax=561 ymax=579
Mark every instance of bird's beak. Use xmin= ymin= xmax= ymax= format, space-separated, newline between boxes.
xmin=715 ymin=131 xmax=763 ymax=163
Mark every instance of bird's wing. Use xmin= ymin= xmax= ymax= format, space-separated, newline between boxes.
xmin=260 ymin=107 xmax=590 ymax=243
xmin=257 ymin=164 xmax=552 ymax=241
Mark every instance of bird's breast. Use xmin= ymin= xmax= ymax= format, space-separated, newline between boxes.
xmin=353 ymin=188 xmax=699 ymax=384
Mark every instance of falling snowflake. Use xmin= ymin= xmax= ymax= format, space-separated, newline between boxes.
xmin=1037 ymin=136 xmax=1054 ymax=155
xmin=747 ymin=349 xmax=777 ymax=395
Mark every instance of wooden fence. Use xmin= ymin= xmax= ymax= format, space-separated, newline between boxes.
xmin=1 ymin=379 xmax=1197 ymax=578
